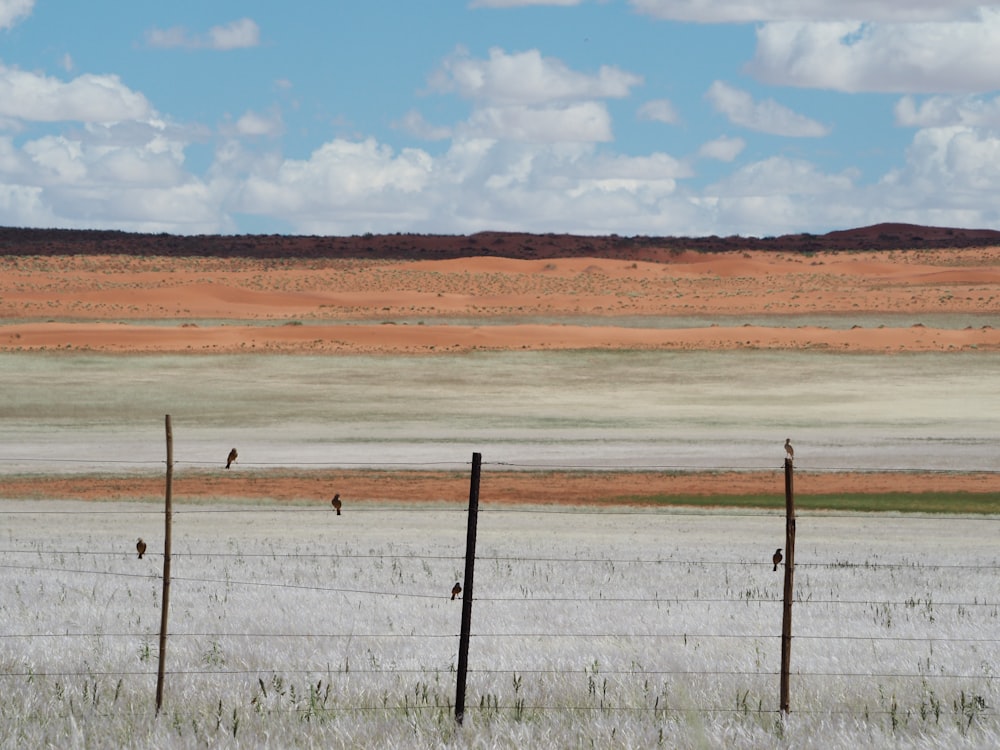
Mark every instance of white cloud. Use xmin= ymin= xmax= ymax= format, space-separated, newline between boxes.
xmin=208 ymin=18 xmax=260 ymax=50
xmin=629 ymin=0 xmax=998 ymax=23
xmin=637 ymin=99 xmax=679 ymax=124
xmin=463 ymin=102 xmax=614 ymax=142
xmin=713 ymin=155 xmax=855 ymax=196
xmin=235 ymin=138 xmax=434 ymax=226
xmin=698 ymin=135 xmax=746 ymax=161
xmin=0 ymin=122 xmax=227 ymax=232
xmin=430 ymin=47 xmax=641 ymax=105
xmin=886 ymin=125 xmax=1000 ymax=193
xmin=706 ymin=81 xmax=829 ymax=136
xmin=426 ymin=48 xmax=638 ymax=147
xmin=588 ymin=151 xmax=692 ymax=181
xmin=895 ymin=95 xmax=1000 ymax=128
xmin=145 ymin=17 xmax=260 ymax=50
xmin=21 ymin=124 xmax=188 ymax=187
xmin=233 ymin=109 xmax=283 ymax=137
xmin=0 ymin=64 xmax=153 ymax=123
xmin=703 ymin=156 xmax=863 ymax=235
xmin=748 ymin=12 xmax=1000 ymax=93
xmin=0 ymin=0 xmax=32 ymax=30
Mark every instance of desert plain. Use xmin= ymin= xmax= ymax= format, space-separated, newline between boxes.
xmin=2 ymin=228 xmax=1000 ymax=746
xmin=1 ymin=227 xmax=998 ymax=504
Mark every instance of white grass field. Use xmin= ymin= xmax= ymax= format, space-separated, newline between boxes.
xmin=2 ymin=498 xmax=998 ymax=748
xmin=1 ymin=351 xmax=999 ymax=475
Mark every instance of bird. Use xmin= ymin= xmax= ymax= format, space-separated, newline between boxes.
xmin=331 ymin=493 xmax=342 ymax=515
xmin=451 ymin=582 xmax=462 ymax=600
xmin=136 ymin=538 xmax=147 ymax=559
xmin=784 ymin=439 xmax=794 ymax=461
xmin=772 ymin=548 xmax=783 ymax=571
xmin=225 ymin=448 xmax=238 ymax=469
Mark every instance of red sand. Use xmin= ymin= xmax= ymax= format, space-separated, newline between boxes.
xmin=2 ymin=242 xmax=998 ymax=501
xmin=1 ymin=247 xmax=998 ymax=354
xmin=0 ymin=469 xmax=995 ymax=505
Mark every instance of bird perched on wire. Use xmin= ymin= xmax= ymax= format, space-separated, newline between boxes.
xmin=136 ymin=538 xmax=147 ymax=559
xmin=225 ymin=448 xmax=238 ymax=469
xmin=451 ymin=582 xmax=462 ymax=600
xmin=331 ymin=494 xmax=342 ymax=515
xmin=772 ymin=548 xmax=783 ymax=571
xmin=784 ymin=439 xmax=794 ymax=462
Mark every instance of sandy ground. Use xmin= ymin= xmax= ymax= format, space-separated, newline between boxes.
xmin=2 ymin=245 xmax=998 ymax=501
xmin=0 ymin=469 xmax=996 ymax=505
xmin=0 ymin=247 xmax=998 ymax=354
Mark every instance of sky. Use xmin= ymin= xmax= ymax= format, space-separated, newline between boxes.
xmin=3 ymin=1 xmax=1000 ymax=237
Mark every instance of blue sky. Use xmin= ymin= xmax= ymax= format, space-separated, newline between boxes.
xmin=3 ymin=1 xmax=1000 ymax=236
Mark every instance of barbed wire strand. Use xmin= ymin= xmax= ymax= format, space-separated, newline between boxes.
xmin=3 ymin=548 xmax=999 ymax=571
xmin=5 ymin=631 xmax=1000 ymax=645
xmin=0 ymin=453 xmax=997 ymax=474
xmin=2 ymin=561 xmax=998 ymax=608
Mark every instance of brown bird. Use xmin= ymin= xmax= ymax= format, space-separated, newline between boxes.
xmin=331 ymin=493 xmax=342 ymax=515
xmin=136 ymin=538 xmax=147 ymax=559
xmin=451 ymin=582 xmax=462 ymax=600
xmin=773 ymin=548 xmax=783 ymax=571
xmin=784 ymin=439 xmax=794 ymax=461
xmin=225 ymin=448 xmax=238 ymax=469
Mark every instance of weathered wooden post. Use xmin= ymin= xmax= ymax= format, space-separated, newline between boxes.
xmin=455 ymin=452 xmax=481 ymax=725
xmin=155 ymin=415 xmax=174 ymax=713
xmin=779 ymin=456 xmax=795 ymax=714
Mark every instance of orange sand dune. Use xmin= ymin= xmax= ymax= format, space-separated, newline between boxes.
xmin=1 ymin=246 xmax=998 ymax=354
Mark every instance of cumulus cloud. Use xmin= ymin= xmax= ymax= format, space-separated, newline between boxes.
xmin=713 ymin=155 xmax=855 ymax=196
xmin=706 ymin=81 xmax=829 ymax=136
xmin=235 ymin=138 xmax=434 ymax=226
xmin=0 ymin=64 xmax=153 ymax=123
xmin=430 ymin=47 xmax=641 ymax=104
xmin=895 ymin=95 xmax=1000 ymax=128
xmin=886 ymin=125 xmax=1000 ymax=193
xmin=629 ymin=0 xmax=997 ymax=23
xmin=637 ymin=99 xmax=679 ymax=124
xmin=0 ymin=0 xmax=32 ymax=30
xmin=698 ymin=135 xmax=746 ymax=162
xmin=748 ymin=13 xmax=1000 ymax=93
xmin=702 ymin=156 xmax=864 ymax=235
xmin=463 ymin=101 xmax=614 ymax=142
xmin=427 ymin=48 xmax=639 ymax=146
xmin=0 ymin=121 xmax=226 ymax=233
xmin=146 ymin=17 xmax=260 ymax=50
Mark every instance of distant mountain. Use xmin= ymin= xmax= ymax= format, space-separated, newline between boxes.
xmin=1 ymin=223 xmax=998 ymax=260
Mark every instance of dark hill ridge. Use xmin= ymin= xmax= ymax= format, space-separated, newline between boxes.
xmin=0 ymin=223 xmax=998 ymax=260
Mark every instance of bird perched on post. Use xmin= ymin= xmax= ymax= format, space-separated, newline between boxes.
xmin=225 ymin=448 xmax=238 ymax=469
xmin=772 ymin=548 xmax=783 ymax=571
xmin=451 ymin=582 xmax=462 ymax=600
xmin=136 ymin=538 xmax=147 ymax=559
xmin=331 ymin=494 xmax=342 ymax=515
xmin=784 ymin=439 xmax=794 ymax=462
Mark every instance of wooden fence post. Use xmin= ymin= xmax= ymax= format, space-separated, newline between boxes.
xmin=455 ymin=452 xmax=482 ymax=725
xmin=155 ymin=415 xmax=174 ymax=713
xmin=779 ymin=457 xmax=795 ymax=714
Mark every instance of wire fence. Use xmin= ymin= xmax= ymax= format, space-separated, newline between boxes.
xmin=1 ymin=451 xmax=998 ymax=726
xmin=2 ymin=519 xmax=998 ymax=721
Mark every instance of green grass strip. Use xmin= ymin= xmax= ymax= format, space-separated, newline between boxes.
xmin=615 ymin=492 xmax=1000 ymax=514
